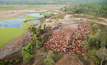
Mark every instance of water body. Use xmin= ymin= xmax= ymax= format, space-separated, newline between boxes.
xmin=36 ymin=23 xmax=40 ymax=27
xmin=0 ymin=18 xmax=25 ymax=28
xmin=53 ymin=10 xmax=59 ymax=12
xmin=45 ymin=12 xmax=52 ymax=14
xmin=27 ymin=13 xmax=44 ymax=17
xmin=53 ymin=12 xmax=58 ymax=14
xmin=30 ymin=20 xmax=39 ymax=24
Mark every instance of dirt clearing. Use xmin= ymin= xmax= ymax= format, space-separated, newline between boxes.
xmin=55 ymin=54 xmax=81 ymax=65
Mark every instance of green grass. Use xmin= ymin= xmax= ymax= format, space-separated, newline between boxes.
xmin=42 ymin=12 xmax=52 ymax=16
xmin=0 ymin=16 xmax=38 ymax=48
xmin=0 ymin=21 xmax=31 ymax=48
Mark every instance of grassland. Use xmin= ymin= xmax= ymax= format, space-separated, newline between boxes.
xmin=0 ymin=17 xmax=33 ymax=48
xmin=0 ymin=5 xmax=64 ymax=11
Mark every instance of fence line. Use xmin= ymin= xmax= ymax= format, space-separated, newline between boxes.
xmin=72 ymin=54 xmax=84 ymax=65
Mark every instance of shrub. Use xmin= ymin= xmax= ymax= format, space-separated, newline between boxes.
xmin=42 ymin=47 xmax=46 ymax=51
xmin=0 ymin=61 xmax=4 ymax=65
xmin=43 ymin=56 xmax=54 ymax=65
xmin=15 ymin=58 xmax=20 ymax=63
xmin=9 ymin=60 xmax=13 ymax=63
xmin=44 ymin=15 xmax=47 ymax=18
xmin=30 ymin=54 xmax=35 ymax=59
xmin=36 ymin=40 xmax=42 ymax=48
xmin=23 ymin=54 xmax=30 ymax=63
xmin=5 ymin=59 xmax=9 ymax=63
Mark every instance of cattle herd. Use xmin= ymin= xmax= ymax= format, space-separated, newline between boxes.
xmin=44 ymin=22 xmax=90 ymax=55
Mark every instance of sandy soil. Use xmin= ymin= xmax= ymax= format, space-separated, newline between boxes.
xmin=42 ymin=14 xmax=79 ymax=33
xmin=0 ymin=9 xmax=47 ymax=19
xmin=0 ymin=5 xmax=64 ymax=19
xmin=74 ymin=18 xmax=107 ymax=25
xmin=56 ymin=25 xmax=77 ymax=33
xmin=55 ymin=54 xmax=81 ymax=65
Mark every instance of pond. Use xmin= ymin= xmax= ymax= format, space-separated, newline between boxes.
xmin=27 ymin=13 xmax=44 ymax=17
xmin=36 ymin=23 xmax=40 ymax=27
xmin=45 ymin=12 xmax=52 ymax=14
xmin=53 ymin=10 xmax=59 ymax=12
xmin=0 ymin=18 xmax=25 ymax=28
xmin=53 ymin=12 xmax=58 ymax=14
xmin=30 ymin=20 xmax=39 ymax=24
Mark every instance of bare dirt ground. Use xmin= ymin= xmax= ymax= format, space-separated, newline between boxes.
xmin=74 ymin=18 xmax=107 ymax=25
xmin=55 ymin=54 xmax=81 ymax=65
xmin=0 ymin=5 xmax=64 ymax=19
xmin=0 ymin=10 xmax=47 ymax=19
xmin=42 ymin=15 xmax=78 ymax=30
xmin=56 ymin=25 xmax=77 ymax=32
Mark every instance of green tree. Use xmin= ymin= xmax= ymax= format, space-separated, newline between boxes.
xmin=0 ymin=61 xmax=4 ymax=65
xmin=55 ymin=17 xmax=59 ymax=25
xmin=36 ymin=40 xmax=41 ymax=48
xmin=5 ymin=59 xmax=9 ymax=63
xmin=96 ymin=47 xmax=107 ymax=65
xmin=15 ymin=58 xmax=20 ymax=63
xmin=60 ymin=8 xmax=63 ymax=11
xmin=44 ymin=24 xmax=46 ymax=29
xmin=84 ymin=50 xmax=100 ymax=64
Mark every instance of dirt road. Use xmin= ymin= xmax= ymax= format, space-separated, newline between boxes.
xmin=55 ymin=54 xmax=81 ymax=65
xmin=74 ymin=18 xmax=107 ymax=25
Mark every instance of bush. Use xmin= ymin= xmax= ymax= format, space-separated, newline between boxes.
xmin=44 ymin=15 xmax=47 ymax=18
xmin=0 ymin=61 xmax=4 ymax=65
xmin=9 ymin=60 xmax=13 ymax=63
xmin=15 ymin=58 xmax=20 ymax=63
xmin=23 ymin=54 xmax=30 ymax=63
xmin=30 ymin=54 xmax=35 ymax=59
xmin=43 ymin=56 xmax=54 ymax=65
xmin=36 ymin=40 xmax=42 ymax=48
xmin=42 ymin=47 xmax=46 ymax=51
xmin=5 ymin=59 xmax=9 ymax=63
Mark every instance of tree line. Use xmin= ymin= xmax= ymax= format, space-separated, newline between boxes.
xmin=71 ymin=2 xmax=107 ymax=17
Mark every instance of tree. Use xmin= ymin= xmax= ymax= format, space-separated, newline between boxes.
xmin=23 ymin=54 xmax=31 ymax=63
xmin=55 ymin=17 xmax=59 ymax=25
xmin=60 ymin=8 xmax=63 ymax=11
xmin=39 ymin=18 xmax=44 ymax=25
xmin=36 ymin=40 xmax=41 ymax=48
xmin=43 ymin=24 xmax=46 ymax=30
xmin=96 ymin=47 xmax=107 ymax=65
xmin=84 ymin=50 xmax=100 ymax=64
xmin=49 ymin=18 xmax=51 ymax=22
xmin=0 ymin=61 xmax=4 ymax=65
xmin=28 ymin=26 xmax=37 ymax=34
xmin=43 ymin=56 xmax=54 ymax=65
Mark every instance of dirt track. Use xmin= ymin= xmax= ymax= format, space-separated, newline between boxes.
xmin=74 ymin=18 xmax=107 ymax=25
xmin=55 ymin=54 xmax=81 ymax=65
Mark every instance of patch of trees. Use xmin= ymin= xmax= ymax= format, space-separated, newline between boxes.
xmin=68 ymin=2 xmax=107 ymax=17
xmin=0 ymin=1 xmax=66 ymax=5
xmin=80 ymin=22 xmax=107 ymax=65
xmin=21 ymin=24 xmax=52 ymax=63
xmin=63 ymin=1 xmax=107 ymax=17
